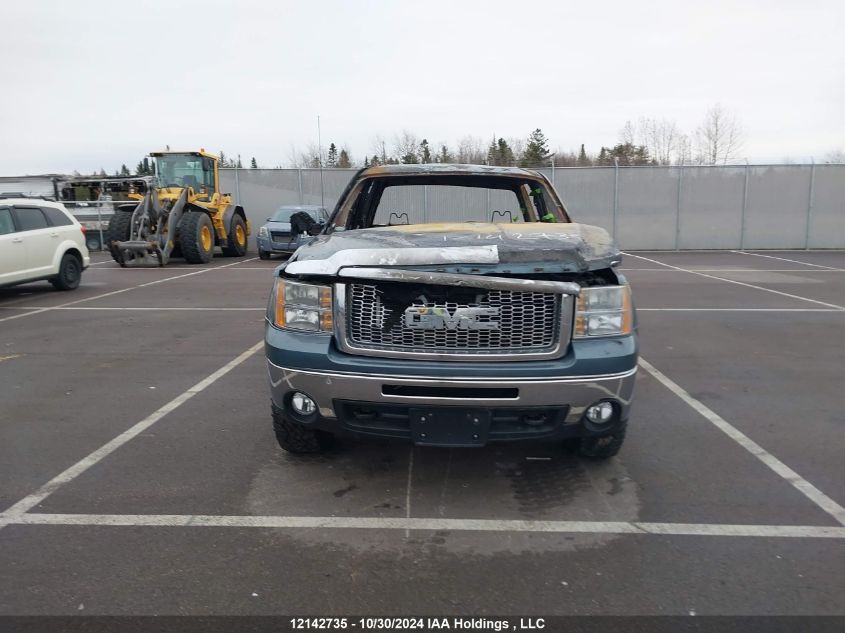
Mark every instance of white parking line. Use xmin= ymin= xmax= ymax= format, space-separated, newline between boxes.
xmin=638 ymin=357 xmax=845 ymax=526
xmin=623 ymin=253 xmax=845 ymax=310
xmin=0 ymin=258 xmax=258 ymax=324
xmin=0 ymin=341 xmax=264 ymax=526
xmin=730 ymin=250 xmax=844 ymax=271
xmin=1 ymin=513 xmax=843 ymax=538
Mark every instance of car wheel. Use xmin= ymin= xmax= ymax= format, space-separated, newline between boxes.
xmin=272 ymin=405 xmax=333 ymax=454
xmin=258 ymin=248 xmax=270 ymax=260
xmin=51 ymin=253 xmax=82 ymax=290
xmin=577 ymin=422 xmax=627 ymax=459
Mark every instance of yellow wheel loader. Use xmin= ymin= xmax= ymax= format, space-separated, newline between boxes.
xmin=106 ymin=150 xmax=249 ymax=266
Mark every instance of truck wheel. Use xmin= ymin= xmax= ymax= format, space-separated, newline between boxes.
xmin=51 ymin=253 xmax=82 ymax=290
xmin=179 ymin=211 xmax=215 ymax=264
xmin=272 ymin=407 xmax=333 ymax=454
xmin=578 ymin=422 xmax=627 ymax=458
xmin=258 ymin=248 xmax=270 ymax=260
xmin=222 ymin=214 xmax=248 ymax=257
xmin=106 ymin=209 xmax=134 ymax=264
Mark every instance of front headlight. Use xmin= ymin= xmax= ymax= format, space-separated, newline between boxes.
xmin=574 ymin=285 xmax=632 ymax=338
xmin=269 ymin=278 xmax=333 ymax=333
xmin=258 ymin=226 xmax=269 ymax=237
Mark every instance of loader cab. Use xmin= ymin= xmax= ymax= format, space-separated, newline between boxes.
xmin=152 ymin=152 xmax=217 ymax=198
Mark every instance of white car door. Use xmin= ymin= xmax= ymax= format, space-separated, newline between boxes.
xmin=0 ymin=206 xmax=26 ymax=284
xmin=12 ymin=205 xmax=55 ymax=278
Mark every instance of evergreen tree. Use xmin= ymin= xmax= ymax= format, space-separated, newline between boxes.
xmin=487 ymin=138 xmax=515 ymax=166
xmin=520 ymin=129 xmax=551 ymax=167
xmin=338 ymin=149 xmax=352 ymax=168
xmin=236 ymin=155 xmax=243 ymax=169
xmin=419 ymin=139 xmax=432 ymax=163
xmin=437 ymin=144 xmax=454 ymax=163
xmin=135 ymin=160 xmax=145 ymax=175
xmin=400 ymin=150 xmax=419 ymax=164
xmin=363 ymin=156 xmax=370 ymax=168
xmin=596 ymin=147 xmax=612 ymax=166
xmin=577 ymin=144 xmax=591 ymax=166
xmin=250 ymin=157 xmax=258 ymax=168
xmin=219 ymin=151 xmax=226 ymax=167
xmin=120 ymin=164 xmax=130 ymax=176
xmin=326 ymin=143 xmax=338 ymax=167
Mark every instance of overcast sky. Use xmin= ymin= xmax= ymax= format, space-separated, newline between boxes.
xmin=1 ymin=0 xmax=843 ymax=174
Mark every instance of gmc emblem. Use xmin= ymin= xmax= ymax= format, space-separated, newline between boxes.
xmin=404 ymin=306 xmax=499 ymax=331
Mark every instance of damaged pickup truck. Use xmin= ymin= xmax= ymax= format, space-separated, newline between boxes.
xmin=264 ymin=164 xmax=637 ymax=457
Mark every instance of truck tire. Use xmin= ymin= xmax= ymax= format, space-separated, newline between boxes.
xmin=272 ymin=406 xmax=333 ymax=454
xmin=222 ymin=214 xmax=248 ymax=257
xmin=51 ymin=253 xmax=82 ymax=290
xmin=179 ymin=211 xmax=215 ymax=264
xmin=106 ymin=209 xmax=134 ymax=263
xmin=578 ymin=422 xmax=627 ymax=459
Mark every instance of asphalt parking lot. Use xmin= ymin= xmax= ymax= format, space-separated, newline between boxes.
xmin=0 ymin=249 xmax=843 ymax=616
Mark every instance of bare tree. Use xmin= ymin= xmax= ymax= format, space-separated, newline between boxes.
xmin=675 ymin=133 xmax=694 ymax=165
xmin=696 ymin=104 xmax=744 ymax=165
xmin=824 ymin=149 xmax=845 ymax=163
xmin=619 ymin=118 xmax=681 ymax=165
xmin=393 ymin=130 xmax=420 ymax=164
xmin=456 ymin=135 xmax=486 ymax=164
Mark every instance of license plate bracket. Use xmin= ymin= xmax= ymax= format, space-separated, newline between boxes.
xmin=409 ymin=408 xmax=491 ymax=447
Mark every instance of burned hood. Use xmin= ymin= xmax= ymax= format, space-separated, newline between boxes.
xmin=285 ymin=223 xmax=620 ymax=275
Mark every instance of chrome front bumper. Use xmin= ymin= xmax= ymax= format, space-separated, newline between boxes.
xmin=267 ymin=361 xmax=637 ymax=426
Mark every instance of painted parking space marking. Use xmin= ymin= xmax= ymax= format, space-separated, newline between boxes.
xmin=639 ymin=357 xmax=845 ymax=526
xmin=1 ymin=513 xmax=843 ymax=539
xmin=623 ymin=253 xmax=845 ymax=310
xmin=0 ymin=258 xmax=258 ymax=324
xmin=730 ymin=250 xmax=844 ymax=271
xmin=0 ymin=341 xmax=264 ymax=527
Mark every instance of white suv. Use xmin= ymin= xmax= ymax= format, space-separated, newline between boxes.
xmin=0 ymin=198 xmax=90 ymax=290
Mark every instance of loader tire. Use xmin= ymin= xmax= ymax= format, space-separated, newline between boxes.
xmin=222 ymin=214 xmax=248 ymax=257
xmin=106 ymin=209 xmax=134 ymax=264
xmin=272 ymin=405 xmax=333 ymax=454
xmin=179 ymin=211 xmax=215 ymax=264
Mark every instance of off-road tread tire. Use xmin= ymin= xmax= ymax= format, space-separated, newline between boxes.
xmin=578 ymin=422 xmax=627 ymax=459
xmin=106 ymin=209 xmax=134 ymax=263
xmin=51 ymin=253 xmax=82 ymax=290
xmin=222 ymin=214 xmax=248 ymax=257
xmin=179 ymin=211 xmax=214 ymax=264
xmin=272 ymin=406 xmax=333 ymax=454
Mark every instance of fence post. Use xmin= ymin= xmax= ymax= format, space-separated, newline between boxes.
xmin=297 ymin=169 xmax=304 ymax=204
xmin=740 ymin=161 xmax=749 ymax=250
xmin=424 ymin=184 xmax=429 ymax=223
xmin=234 ymin=165 xmax=241 ymax=205
xmin=612 ymin=158 xmax=619 ymax=240
xmin=675 ymin=165 xmax=683 ymax=250
xmin=804 ymin=158 xmax=816 ymax=250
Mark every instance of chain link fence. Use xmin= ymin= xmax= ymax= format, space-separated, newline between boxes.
xmin=221 ymin=164 xmax=845 ymax=250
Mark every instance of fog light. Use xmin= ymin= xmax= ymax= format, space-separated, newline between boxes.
xmin=291 ymin=392 xmax=316 ymax=415
xmin=585 ymin=401 xmax=615 ymax=424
